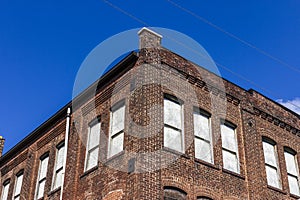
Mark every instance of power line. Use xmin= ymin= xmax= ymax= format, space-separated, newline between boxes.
xmin=100 ymin=0 xmax=300 ymax=113
xmin=165 ymin=0 xmax=300 ymax=74
xmin=101 ymin=0 xmax=148 ymax=26
xmin=164 ymin=0 xmax=300 ymax=112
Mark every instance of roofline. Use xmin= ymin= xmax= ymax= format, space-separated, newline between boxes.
xmin=0 ymin=102 xmax=70 ymax=165
xmin=1 ymin=47 xmax=298 ymax=164
xmin=248 ymin=88 xmax=300 ymax=119
xmin=0 ymin=51 xmax=139 ymax=165
xmin=161 ymin=47 xmax=299 ymax=119
xmin=160 ymin=47 xmax=248 ymax=92
xmin=71 ymin=51 xmax=138 ymax=110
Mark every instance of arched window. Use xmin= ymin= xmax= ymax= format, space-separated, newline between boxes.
xmin=164 ymin=186 xmax=187 ymax=200
xmin=164 ymin=95 xmax=184 ymax=153
xmin=221 ymin=121 xmax=239 ymax=174
xmin=262 ymin=137 xmax=281 ymax=189
xmin=284 ymin=147 xmax=300 ymax=196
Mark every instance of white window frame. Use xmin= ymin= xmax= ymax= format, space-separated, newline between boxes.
xmin=262 ymin=138 xmax=281 ymax=189
xmin=13 ymin=171 xmax=24 ymax=200
xmin=108 ymin=101 xmax=125 ymax=158
xmin=163 ymin=95 xmax=184 ymax=153
xmin=284 ymin=148 xmax=300 ymax=196
xmin=221 ymin=122 xmax=240 ymax=173
xmin=52 ymin=142 xmax=65 ymax=190
xmin=84 ymin=118 xmax=101 ymax=171
xmin=1 ymin=180 xmax=10 ymax=200
xmin=35 ymin=154 xmax=49 ymax=200
xmin=193 ymin=108 xmax=213 ymax=163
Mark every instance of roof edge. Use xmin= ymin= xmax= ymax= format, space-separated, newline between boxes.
xmin=0 ymin=51 xmax=139 ymax=165
xmin=248 ymin=89 xmax=300 ymax=119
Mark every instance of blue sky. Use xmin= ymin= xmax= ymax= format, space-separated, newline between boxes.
xmin=0 ymin=0 xmax=299 ymax=153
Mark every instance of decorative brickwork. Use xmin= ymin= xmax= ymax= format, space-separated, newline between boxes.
xmin=0 ymin=28 xmax=299 ymax=200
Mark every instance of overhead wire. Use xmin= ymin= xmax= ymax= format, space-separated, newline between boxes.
xmin=165 ymin=0 xmax=300 ymax=74
xmin=101 ymin=0 xmax=300 ymax=114
xmin=164 ymin=0 xmax=300 ymax=113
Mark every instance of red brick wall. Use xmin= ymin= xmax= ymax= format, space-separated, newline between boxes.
xmin=0 ymin=137 xmax=4 ymax=157
xmin=0 ymin=47 xmax=299 ymax=200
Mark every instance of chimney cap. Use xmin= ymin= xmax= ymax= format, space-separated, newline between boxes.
xmin=138 ymin=27 xmax=163 ymax=39
xmin=138 ymin=27 xmax=163 ymax=49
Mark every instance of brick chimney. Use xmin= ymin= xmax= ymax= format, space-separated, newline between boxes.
xmin=0 ymin=136 xmax=5 ymax=157
xmin=138 ymin=27 xmax=162 ymax=49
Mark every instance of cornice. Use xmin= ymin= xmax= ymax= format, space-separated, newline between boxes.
xmin=253 ymin=107 xmax=300 ymax=136
xmin=160 ymin=60 xmax=240 ymax=106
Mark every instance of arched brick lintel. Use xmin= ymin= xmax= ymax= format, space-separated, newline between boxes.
xmin=194 ymin=186 xmax=221 ymax=200
xmin=102 ymin=189 xmax=124 ymax=200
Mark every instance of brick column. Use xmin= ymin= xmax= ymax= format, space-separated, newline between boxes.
xmin=0 ymin=136 xmax=5 ymax=156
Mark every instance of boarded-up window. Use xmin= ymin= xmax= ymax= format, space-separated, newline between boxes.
xmin=14 ymin=171 xmax=23 ymax=200
xmin=85 ymin=120 xmax=100 ymax=171
xmin=52 ymin=143 xmax=65 ymax=190
xmin=284 ymin=148 xmax=300 ymax=196
xmin=109 ymin=103 xmax=125 ymax=157
xmin=35 ymin=154 xmax=49 ymax=199
xmin=193 ymin=109 xmax=212 ymax=163
xmin=262 ymin=139 xmax=281 ymax=188
xmin=1 ymin=180 xmax=10 ymax=200
xmin=164 ymin=187 xmax=187 ymax=200
xmin=221 ymin=123 xmax=239 ymax=173
xmin=164 ymin=97 xmax=183 ymax=153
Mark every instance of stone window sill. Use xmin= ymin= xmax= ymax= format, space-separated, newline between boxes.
xmin=162 ymin=147 xmax=190 ymax=159
xmin=80 ymin=166 xmax=98 ymax=179
xmin=290 ymin=193 xmax=300 ymax=199
xmin=222 ymin=168 xmax=245 ymax=180
xmin=195 ymin=158 xmax=220 ymax=170
xmin=105 ymin=150 xmax=125 ymax=163
xmin=267 ymin=185 xmax=287 ymax=195
xmin=48 ymin=187 xmax=61 ymax=196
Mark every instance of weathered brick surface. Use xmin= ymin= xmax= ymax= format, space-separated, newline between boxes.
xmin=0 ymin=138 xmax=4 ymax=157
xmin=0 ymin=40 xmax=299 ymax=200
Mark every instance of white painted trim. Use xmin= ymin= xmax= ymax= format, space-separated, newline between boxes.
xmin=60 ymin=107 xmax=71 ymax=200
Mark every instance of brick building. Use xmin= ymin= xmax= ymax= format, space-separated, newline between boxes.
xmin=0 ymin=28 xmax=300 ymax=200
